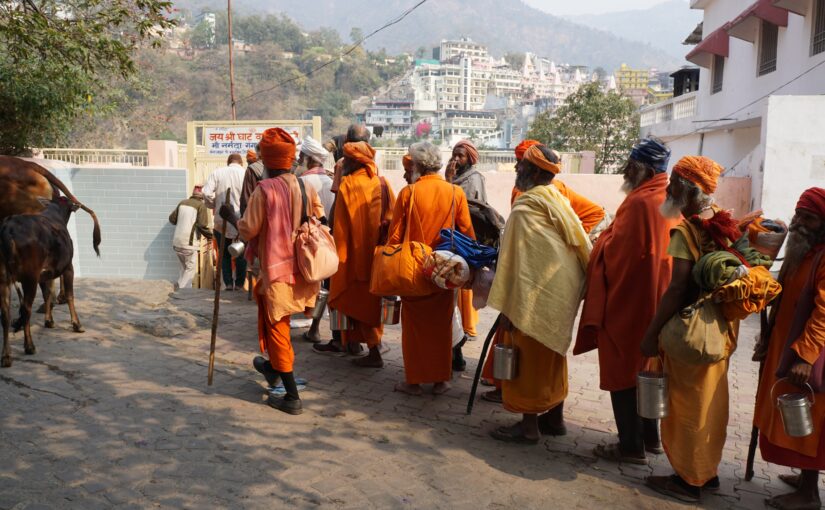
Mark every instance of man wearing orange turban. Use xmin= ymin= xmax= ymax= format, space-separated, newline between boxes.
xmin=315 ymin=141 xmax=396 ymax=367
xmin=447 ymin=139 xmax=486 ymax=370
xmin=482 ymin=141 xmax=606 ymax=404
xmin=221 ymin=127 xmax=324 ymax=415
xmin=246 ymin=149 xmax=257 ymax=165
xmin=753 ymin=187 xmax=825 ymax=510
xmin=640 ymin=155 xmax=738 ymax=502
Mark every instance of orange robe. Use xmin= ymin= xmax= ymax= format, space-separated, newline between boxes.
xmin=458 ymin=289 xmax=478 ymax=337
xmin=574 ymin=173 xmax=677 ymax=391
xmin=501 ymin=328 xmax=567 ymax=414
xmin=755 ymin=252 xmax=825 ymax=469
xmin=387 ymin=174 xmax=475 ymax=385
xmin=329 ymin=168 xmax=396 ymax=347
xmin=661 ymin=220 xmax=739 ymax=487
xmin=238 ymin=176 xmax=323 ymax=372
xmin=511 ymin=179 xmax=604 ymax=233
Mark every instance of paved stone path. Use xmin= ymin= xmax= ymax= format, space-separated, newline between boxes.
xmin=0 ymin=279 xmax=820 ymax=509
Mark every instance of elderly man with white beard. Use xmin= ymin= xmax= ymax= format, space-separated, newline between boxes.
xmin=752 ymin=188 xmax=825 ymax=510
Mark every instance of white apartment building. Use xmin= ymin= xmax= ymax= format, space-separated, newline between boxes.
xmin=439 ymin=38 xmax=489 ymax=63
xmin=364 ymin=100 xmax=414 ymax=140
xmin=641 ymin=0 xmax=825 ymax=220
xmin=441 ymin=111 xmax=499 ymax=146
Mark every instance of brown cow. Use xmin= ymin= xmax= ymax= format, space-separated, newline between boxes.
xmin=0 ymin=197 xmax=89 ymax=367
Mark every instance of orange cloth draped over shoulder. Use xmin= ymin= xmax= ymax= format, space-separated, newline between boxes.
xmin=511 ymin=180 xmax=604 ymax=233
xmin=329 ymin=157 xmax=396 ymax=348
xmin=501 ymin=328 xmax=567 ymax=413
xmin=458 ymin=289 xmax=478 ymax=337
xmin=387 ymin=174 xmax=475 ymax=384
xmin=661 ymin=219 xmax=739 ymax=487
xmin=239 ymin=173 xmax=324 ymax=372
xmin=755 ymin=251 xmax=825 ymax=469
xmin=573 ymin=172 xmax=676 ymax=390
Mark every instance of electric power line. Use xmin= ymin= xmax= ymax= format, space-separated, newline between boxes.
xmin=235 ymin=0 xmax=430 ymax=105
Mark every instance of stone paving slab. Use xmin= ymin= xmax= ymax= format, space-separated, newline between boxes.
xmin=0 ymin=279 xmax=821 ymax=509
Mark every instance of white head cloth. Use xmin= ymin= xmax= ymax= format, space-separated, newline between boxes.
xmin=300 ymin=135 xmax=329 ymax=164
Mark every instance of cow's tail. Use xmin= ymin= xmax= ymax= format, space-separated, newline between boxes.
xmin=0 ymin=235 xmax=17 ymax=281
xmin=31 ymin=164 xmax=101 ymax=256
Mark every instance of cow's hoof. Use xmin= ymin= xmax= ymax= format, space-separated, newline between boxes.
xmin=72 ymin=323 xmax=85 ymax=333
xmin=24 ymin=346 xmax=35 ymax=355
xmin=1 ymin=356 xmax=11 ymax=368
xmin=44 ymin=320 xmax=55 ymax=329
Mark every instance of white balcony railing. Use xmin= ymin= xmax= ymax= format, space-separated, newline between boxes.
xmin=640 ymin=91 xmax=698 ymax=128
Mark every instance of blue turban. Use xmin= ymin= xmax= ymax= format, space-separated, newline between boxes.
xmin=630 ymin=137 xmax=671 ymax=173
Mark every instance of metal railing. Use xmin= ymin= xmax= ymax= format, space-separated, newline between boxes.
xmin=38 ymin=148 xmax=149 ymax=166
xmin=640 ymin=91 xmax=698 ymax=128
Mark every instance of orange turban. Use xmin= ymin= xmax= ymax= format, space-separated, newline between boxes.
xmin=515 ymin=139 xmax=541 ymax=161
xmin=246 ymin=149 xmax=257 ymax=164
xmin=402 ymin=154 xmax=413 ymax=172
xmin=672 ymin=156 xmax=723 ymax=195
xmin=259 ymin=127 xmax=296 ymax=170
xmin=523 ymin=144 xmax=561 ymax=174
xmin=343 ymin=141 xmax=377 ymax=177
xmin=453 ymin=140 xmax=479 ymax=165
xmin=796 ymin=187 xmax=825 ymax=218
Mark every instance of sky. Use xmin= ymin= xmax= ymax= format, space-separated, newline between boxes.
xmin=523 ymin=0 xmax=671 ymax=16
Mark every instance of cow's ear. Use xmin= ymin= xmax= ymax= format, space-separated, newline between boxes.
xmin=36 ymin=197 xmax=51 ymax=208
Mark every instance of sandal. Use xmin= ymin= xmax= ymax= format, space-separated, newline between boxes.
xmin=394 ymin=382 xmax=423 ymax=396
xmin=593 ymin=443 xmax=647 ymax=465
xmin=646 ymin=475 xmax=700 ymax=503
xmin=490 ymin=424 xmax=540 ymax=445
xmin=312 ymin=341 xmax=346 ymax=356
xmin=352 ymin=356 xmax=384 ymax=368
xmin=778 ymin=474 xmax=801 ymax=489
xmin=432 ymin=382 xmax=451 ymax=395
xmin=481 ymin=389 xmax=502 ymax=403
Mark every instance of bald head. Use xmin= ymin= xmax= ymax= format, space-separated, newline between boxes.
xmin=346 ymin=124 xmax=370 ymax=143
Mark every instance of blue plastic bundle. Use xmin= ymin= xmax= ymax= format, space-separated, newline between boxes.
xmin=436 ymin=228 xmax=498 ymax=269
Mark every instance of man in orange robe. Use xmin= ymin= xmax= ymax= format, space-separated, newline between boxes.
xmin=641 ymin=156 xmax=738 ymax=502
xmin=487 ymin=144 xmax=591 ymax=443
xmin=315 ymin=141 xmax=395 ymax=367
xmin=222 ymin=128 xmax=324 ymax=415
xmin=481 ymin=139 xmax=606 ymax=405
xmin=754 ymin=188 xmax=825 ymax=510
xmin=389 ymin=142 xmax=475 ymax=396
xmin=574 ymin=137 xmax=677 ymax=464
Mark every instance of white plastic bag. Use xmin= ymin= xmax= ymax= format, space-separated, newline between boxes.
xmin=451 ymin=306 xmax=464 ymax=347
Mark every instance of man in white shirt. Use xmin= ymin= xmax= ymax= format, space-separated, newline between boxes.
xmin=297 ymin=136 xmax=334 ymax=218
xmin=203 ymin=153 xmax=246 ymax=290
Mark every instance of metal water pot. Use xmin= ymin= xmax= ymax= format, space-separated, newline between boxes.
xmin=637 ymin=370 xmax=669 ymax=419
xmin=311 ymin=289 xmax=329 ymax=321
xmin=381 ymin=296 xmax=401 ymax=325
xmin=329 ymin=309 xmax=352 ymax=331
xmin=227 ymin=240 xmax=246 ymax=259
xmin=772 ymin=379 xmax=815 ymax=437
xmin=493 ymin=344 xmax=518 ymax=381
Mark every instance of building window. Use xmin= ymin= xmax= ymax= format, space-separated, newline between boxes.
xmin=711 ymin=55 xmax=725 ymax=94
xmin=758 ymin=20 xmax=779 ymax=76
xmin=814 ymin=0 xmax=825 ymax=55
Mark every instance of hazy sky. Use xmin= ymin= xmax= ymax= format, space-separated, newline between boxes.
xmin=524 ymin=0 xmax=672 ymax=16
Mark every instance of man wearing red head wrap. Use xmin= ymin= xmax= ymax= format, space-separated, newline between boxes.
xmin=753 ymin=187 xmax=825 ymax=510
xmin=640 ymin=155 xmax=738 ymax=502
xmin=315 ymin=141 xmax=396 ymax=368
xmin=446 ymin=139 xmax=486 ymax=370
xmin=221 ymin=127 xmax=325 ymax=415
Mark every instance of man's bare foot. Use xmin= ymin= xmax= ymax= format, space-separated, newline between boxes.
xmin=481 ymin=388 xmax=502 ymax=403
xmin=394 ymin=382 xmax=423 ymax=396
xmin=302 ymin=329 xmax=321 ymax=343
xmin=765 ymin=492 xmax=822 ymax=510
xmin=778 ymin=474 xmax=802 ymax=489
xmin=433 ymin=381 xmax=451 ymax=395
xmin=353 ymin=348 xmax=383 ymax=368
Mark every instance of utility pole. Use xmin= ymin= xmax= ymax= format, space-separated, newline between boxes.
xmin=227 ymin=0 xmax=237 ymax=120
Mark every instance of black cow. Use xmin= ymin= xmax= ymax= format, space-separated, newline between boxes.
xmin=0 ymin=197 xmax=89 ymax=368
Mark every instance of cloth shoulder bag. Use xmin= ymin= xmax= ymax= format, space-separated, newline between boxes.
xmin=293 ymin=179 xmax=339 ymax=283
xmin=369 ymin=185 xmax=435 ymax=297
xmin=661 ymin=293 xmax=729 ymax=364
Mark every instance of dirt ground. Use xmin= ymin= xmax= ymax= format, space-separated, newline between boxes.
xmin=0 ymin=279 xmax=819 ymax=509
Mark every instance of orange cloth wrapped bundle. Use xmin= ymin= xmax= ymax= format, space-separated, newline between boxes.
xmin=713 ymin=266 xmax=782 ymax=321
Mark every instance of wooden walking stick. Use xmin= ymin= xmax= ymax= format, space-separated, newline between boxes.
xmin=208 ymin=189 xmax=232 ymax=386
xmin=467 ymin=314 xmax=501 ymax=415
xmin=746 ymin=308 xmax=772 ymax=480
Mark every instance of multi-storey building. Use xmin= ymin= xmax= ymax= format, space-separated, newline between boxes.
xmin=640 ymin=0 xmax=825 ymax=218
xmin=438 ymin=38 xmax=489 ymax=63
xmin=364 ymin=100 xmax=414 ymax=140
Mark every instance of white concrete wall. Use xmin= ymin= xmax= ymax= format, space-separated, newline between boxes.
xmin=761 ymin=95 xmax=825 ymax=223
